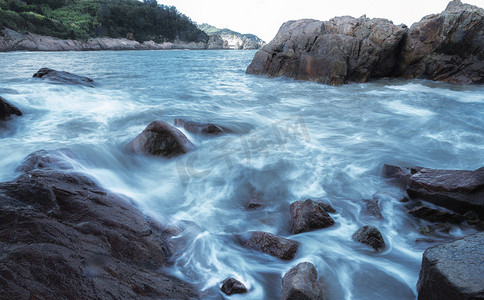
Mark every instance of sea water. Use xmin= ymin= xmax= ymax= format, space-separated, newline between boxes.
xmin=1 ymin=50 xmax=483 ymax=299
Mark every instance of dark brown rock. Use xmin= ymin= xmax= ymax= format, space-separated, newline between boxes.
xmin=281 ymin=262 xmax=323 ymax=300
xmin=247 ymin=196 xmax=264 ymax=210
xmin=237 ymin=231 xmax=299 ymax=260
xmin=0 ymin=150 xmax=199 ymax=299
xmin=408 ymin=206 xmax=464 ymax=223
xmin=33 ymin=68 xmax=95 ymax=87
xmin=364 ymin=199 xmax=383 ymax=219
xmin=290 ymin=199 xmax=335 ymax=234
xmin=128 ymin=120 xmax=195 ymax=158
xmin=352 ymin=225 xmax=386 ymax=251
xmin=174 ymin=118 xmax=230 ymax=136
xmin=382 ymin=164 xmax=484 ymax=219
xmin=0 ymin=96 xmax=22 ymax=120
xmin=220 ymin=278 xmax=247 ymax=295
xmin=417 ymin=232 xmax=484 ymax=300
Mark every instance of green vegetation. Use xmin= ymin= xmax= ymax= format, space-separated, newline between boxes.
xmin=198 ymin=23 xmax=265 ymax=44
xmin=0 ymin=0 xmax=208 ymax=42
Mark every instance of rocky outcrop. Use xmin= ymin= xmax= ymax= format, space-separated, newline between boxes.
xmin=0 ymin=149 xmax=198 ymax=299
xmin=281 ymin=262 xmax=323 ymax=300
xmin=33 ymin=68 xmax=94 ymax=87
xmin=382 ymin=164 xmax=484 ymax=219
xmin=220 ymin=278 xmax=248 ymax=295
xmin=247 ymin=0 xmax=484 ymax=85
xmin=0 ymin=96 xmax=22 ymax=120
xmin=290 ymin=199 xmax=335 ymax=234
xmin=128 ymin=121 xmax=195 ymax=158
xmin=352 ymin=225 xmax=386 ymax=251
xmin=408 ymin=206 xmax=464 ymax=223
xmin=417 ymin=232 xmax=484 ymax=299
xmin=198 ymin=23 xmax=265 ymax=50
xmin=237 ymin=231 xmax=299 ymax=260
xmin=174 ymin=118 xmax=230 ymax=136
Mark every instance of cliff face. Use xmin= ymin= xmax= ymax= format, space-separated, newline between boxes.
xmin=198 ymin=23 xmax=265 ymax=50
xmin=247 ymin=0 xmax=484 ymax=84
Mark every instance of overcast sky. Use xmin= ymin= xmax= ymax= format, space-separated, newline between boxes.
xmin=160 ymin=0 xmax=483 ymax=42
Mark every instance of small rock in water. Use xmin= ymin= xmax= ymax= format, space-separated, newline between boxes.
xmin=174 ymin=118 xmax=230 ymax=136
xmin=33 ymin=68 xmax=94 ymax=87
xmin=0 ymin=96 xmax=22 ymax=120
xmin=363 ymin=199 xmax=383 ymax=219
xmin=246 ymin=196 xmax=264 ymax=210
xmin=128 ymin=120 xmax=195 ymax=158
xmin=418 ymin=224 xmax=451 ymax=236
xmin=352 ymin=225 xmax=385 ymax=251
xmin=408 ymin=206 xmax=464 ymax=224
xmin=236 ymin=231 xmax=299 ymax=260
xmin=290 ymin=199 xmax=335 ymax=234
xmin=220 ymin=278 xmax=247 ymax=295
xmin=281 ymin=262 xmax=323 ymax=300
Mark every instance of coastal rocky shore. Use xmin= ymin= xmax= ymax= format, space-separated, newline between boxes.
xmin=247 ymin=0 xmax=484 ymax=84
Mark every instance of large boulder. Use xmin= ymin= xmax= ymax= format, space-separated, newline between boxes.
xmin=417 ymin=232 xmax=484 ymax=299
xmin=400 ymin=0 xmax=484 ymax=84
xmin=33 ymin=68 xmax=95 ymax=87
xmin=0 ymin=96 xmax=22 ymax=120
xmin=0 ymin=149 xmax=198 ymax=299
xmin=352 ymin=225 xmax=386 ymax=251
xmin=281 ymin=262 xmax=323 ymax=300
xmin=128 ymin=121 xmax=195 ymax=158
xmin=382 ymin=164 xmax=484 ymax=219
xmin=290 ymin=199 xmax=335 ymax=234
xmin=237 ymin=231 xmax=299 ymax=260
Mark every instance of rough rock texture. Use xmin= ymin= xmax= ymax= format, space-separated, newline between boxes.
xmin=220 ymin=278 xmax=248 ymax=295
xmin=0 ymin=149 xmax=199 ymax=299
xmin=352 ymin=225 xmax=386 ymax=251
xmin=281 ymin=262 xmax=323 ymax=300
xmin=237 ymin=231 xmax=299 ymax=260
xmin=290 ymin=199 xmax=335 ymax=234
xmin=408 ymin=206 xmax=464 ymax=223
xmin=128 ymin=121 xmax=195 ymax=158
xmin=382 ymin=164 xmax=484 ymax=219
xmin=206 ymin=34 xmax=227 ymax=49
xmin=364 ymin=199 xmax=384 ymax=219
xmin=0 ymin=96 xmax=22 ymax=120
xmin=247 ymin=0 xmax=484 ymax=84
xmin=417 ymin=232 xmax=484 ymax=300
xmin=174 ymin=118 xmax=230 ymax=136
xmin=33 ymin=68 xmax=94 ymax=87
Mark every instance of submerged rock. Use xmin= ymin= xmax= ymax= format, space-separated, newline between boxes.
xmin=408 ymin=206 xmax=464 ymax=224
xmin=0 ymin=150 xmax=198 ymax=299
xmin=290 ymin=199 xmax=335 ymax=234
xmin=0 ymin=96 xmax=22 ymax=120
xmin=281 ymin=262 xmax=323 ymax=300
xmin=128 ymin=120 xmax=195 ymax=158
xmin=33 ymin=68 xmax=95 ymax=87
xmin=220 ymin=278 xmax=248 ymax=295
xmin=364 ymin=199 xmax=383 ymax=219
xmin=352 ymin=225 xmax=386 ymax=251
xmin=237 ymin=231 xmax=299 ymax=260
xmin=174 ymin=118 xmax=230 ymax=136
xmin=417 ymin=232 xmax=484 ymax=299
xmin=382 ymin=164 xmax=484 ymax=219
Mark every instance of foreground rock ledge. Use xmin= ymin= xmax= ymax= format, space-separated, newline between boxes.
xmin=247 ymin=0 xmax=484 ymax=85
xmin=0 ymin=149 xmax=198 ymax=299
xmin=417 ymin=232 xmax=484 ymax=300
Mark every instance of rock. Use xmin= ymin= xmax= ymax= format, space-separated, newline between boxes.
xmin=0 ymin=96 xmax=22 ymax=120
xmin=128 ymin=121 xmax=195 ymax=158
xmin=408 ymin=206 xmax=464 ymax=223
xmin=0 ymin=150 xmax=198 ymax=299
xmin=364 ymin=199 xmax=383 ymax=219
xmin=352 ymin=225 xmax=386 ymax=251
xmin=220 ymin=278 xmax=247 ymax=295
xmin=382 ymin=164 xmax=484 ymax=219
xmin=247 ymin=196 xmax=264 ymax=210
xmin=237 ymin=231 xmax=299 ymax=260
xmin=174 ymin=118 xmax=230 ymax=136
xmin=206 ymin=35 xmax=227 ymax=49
xmin=290 ymin=199 xmax=335 ymax=234
xmin=400 ymin=0 xmax=484 ymax=84
xmin=418 ymin=224 xmax=451 ymax=236
xmin=417 ymin=232 xmax=484 ymax=299
xmin=33 ymin=68 xmax=95 ymax=87
xmin=281 ymin=262 xmax=323 ymax=300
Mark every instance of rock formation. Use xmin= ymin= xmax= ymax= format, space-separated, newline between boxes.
xmin=174 ymin=118 xmax=230 ymax=136
xmin=289 ymin=199 xmax=335 ymax=234
xmin=281 ymin=262 xmax=324 ymax=300
xmin=33 ymin=68 xmax=94 ymax=87
xmin=236 ymin=231 xmax=299 ymax=260
xmin=0 ymin=96 xmax=22 ymax=120
xmin=220 ymin=278 xmax=248 ymax=295
xmin=247 ymin=0 xmax=484 ymax=84
xmin=352 ymin=225 xmax=386 ymax=251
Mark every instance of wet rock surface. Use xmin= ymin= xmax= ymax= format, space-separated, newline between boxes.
xmin=128 ymin=120 xmax=195 ymax=158
xmin=408 ymin=206 xmax=464 ymax=223
xmin=281 ymin=262 xmax=323 ymax=300
xmin=220 ymin=278 xmax=248 ymax=295
xmin=290 ymin=199 xmax=335 ymax=234
xmin=0 ymin=96 xmax=22 ymax=120
xmin=352 ymin=225 xmax=386 ymax=251
xmin=417 ymin=232 xmax=484 ymax=300
xmin=237 ymin=231 xmax=299 ymax=260
xmin=174 ymin=118 xmax=230 ymax=136
xmin=0 ymin=150 xmax=199 ymax=299
xmin=33 ymin=68 xmax=95 ymax=87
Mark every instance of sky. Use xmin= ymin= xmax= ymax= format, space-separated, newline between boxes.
xmin=160 ymin=0 xmax=484 ymax=42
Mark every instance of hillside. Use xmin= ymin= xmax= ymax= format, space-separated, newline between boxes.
xmin=198 ymin=23 xmax=265 ymax=50
xmin=0 ymin=0 xmax=208 ymax=43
